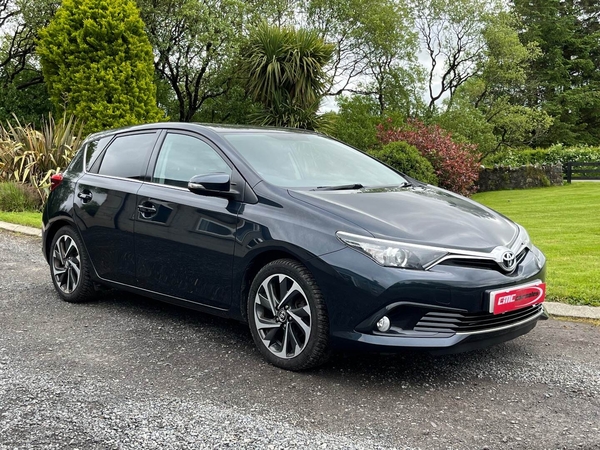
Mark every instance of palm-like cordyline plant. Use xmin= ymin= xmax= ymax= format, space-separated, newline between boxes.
xmin=244 ymin=22 xmax=334 ymax=130
xmin=0 ymin=113 xmax=84 ymax=202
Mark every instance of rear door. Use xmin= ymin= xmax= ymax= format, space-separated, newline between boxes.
xmin=73 ymin=131 xmax=159 ymax=284
xmin=134 ymin=131 xmax=240 ymax=309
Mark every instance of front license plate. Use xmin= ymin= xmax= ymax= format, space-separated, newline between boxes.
xmin=488 ymin=281 xmax=546 ymax=314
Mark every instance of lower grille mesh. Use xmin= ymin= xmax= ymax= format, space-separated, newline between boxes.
xmin=414 ymin=304 xmax=543 ymax=334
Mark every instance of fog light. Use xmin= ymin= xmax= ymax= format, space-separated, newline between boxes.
xmin=376 ymin=316 xmax=391 ymax=332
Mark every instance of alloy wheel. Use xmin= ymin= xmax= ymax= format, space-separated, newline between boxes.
xmin=52 ymin=234 xmax=81 ymax=294
xmin=253 ymin=274 xmax=312 ymax=359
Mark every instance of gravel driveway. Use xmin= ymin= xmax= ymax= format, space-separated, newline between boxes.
xmin=1 ymin=230 xmax=599 ymax=449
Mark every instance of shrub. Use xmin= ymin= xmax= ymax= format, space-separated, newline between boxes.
xmin=483 ymin=144 xmax=600 ymax=167
xmin=37 ymin=0 xmax=163 ymax=134
xmin=0 ymin=182 xmax=42 ymax=211
xmin=0 ymin=113 xmax=83 ymax=201
xmin=377 ymin=119 xmax=481 ymax=196
xmin=369 ymin=141 xmax=438 ymax=185
xmin=328 ymin=95 xmax=404 ymax=151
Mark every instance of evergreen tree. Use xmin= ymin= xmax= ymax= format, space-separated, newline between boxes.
xmin=513 ymin=0 xmax=600 ymax=146
xmin=37 ymin=0 xmax=163 ymax=134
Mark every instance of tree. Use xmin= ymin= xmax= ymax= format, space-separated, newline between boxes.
xmin=0 ymin=0 xmax=58 ymax=124
xmin=137 ymin=0 xmax=246 ymax=122
xmin=435 ymin=13 xmax=552 ymax=158
xmin=513 ymin=0 xmax=600 ymax=146
xmin=306 ymin=0 xmax=422 ymax=114
xmin=243 ymin=22 xmax=334 ymax=130
xmin=413 ymin=0 xmax=502 ymax=112
xmin=37 ymin=0 xmax=163 ymax=134
xmin=328 ymin=95 xmax=404 ymax=151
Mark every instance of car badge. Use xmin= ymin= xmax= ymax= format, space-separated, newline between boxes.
xmin=500 ymin=250 xmax=516 ymax=272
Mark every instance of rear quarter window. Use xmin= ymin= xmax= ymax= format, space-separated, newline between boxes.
xmin=85 ymin=136 xmax=112 ymax=171
xmin=64 ymin=145 xmax=85 ymax=175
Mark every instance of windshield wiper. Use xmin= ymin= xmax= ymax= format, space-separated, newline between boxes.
xmin=314 ymin=183 xmax=364 ymax=191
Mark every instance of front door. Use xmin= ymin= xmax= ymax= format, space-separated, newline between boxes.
xmin=134 ymin=132 xmax=240 ymax=309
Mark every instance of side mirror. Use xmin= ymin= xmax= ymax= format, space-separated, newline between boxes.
xmin=188 ymin=173 xmax=236 ymax=197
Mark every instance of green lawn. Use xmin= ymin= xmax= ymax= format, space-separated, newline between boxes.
xmin=473 ymin=183 xmax=600 ymax=306
xmin=0 ymin=211 xmax=42 ymax=228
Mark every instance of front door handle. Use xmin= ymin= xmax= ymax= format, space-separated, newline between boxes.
xmin=77 ymin=191 xmax=93 ymax=203
xmin=138 ymin=203 xmax=157 ymax=217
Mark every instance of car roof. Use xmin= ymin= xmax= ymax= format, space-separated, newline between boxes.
xmin=84 ymin=122 xmax=318 ymax=142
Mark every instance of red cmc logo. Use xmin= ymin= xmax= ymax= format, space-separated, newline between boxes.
xmin=498 ymin=294 xmax=516 ymax=305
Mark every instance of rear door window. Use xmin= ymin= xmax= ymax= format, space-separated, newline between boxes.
xmin=95 ymin=133 xmax=157 ymax=180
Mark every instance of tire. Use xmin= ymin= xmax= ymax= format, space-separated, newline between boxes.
xmin=247 ymin=258 xmax=330 ymax=371
xmin=49 ymin=226 xmax=96 ymax=303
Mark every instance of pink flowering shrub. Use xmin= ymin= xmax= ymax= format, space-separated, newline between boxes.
xmin=377 ymin=119 xmax=481 ymax=196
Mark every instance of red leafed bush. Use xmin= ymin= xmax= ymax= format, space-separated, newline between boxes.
xmin=377 ymin=119 xmax=481 ymax=196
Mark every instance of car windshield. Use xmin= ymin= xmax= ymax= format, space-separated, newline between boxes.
xmin=222 ymin=131 xmax=408 ymax=189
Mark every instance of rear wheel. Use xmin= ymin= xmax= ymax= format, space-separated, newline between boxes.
xmin=248 ymin=259 xmax=330 ymax=370
xmin=49 ymin=226 xmax=96 ymax=303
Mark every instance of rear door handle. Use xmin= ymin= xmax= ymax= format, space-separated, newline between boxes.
xmin=77 ymin=191 xmax=93 ymax=202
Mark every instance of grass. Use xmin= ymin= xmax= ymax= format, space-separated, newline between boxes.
xmin=0 ymin=211 xmax=42 ymax=228
xmin=473 ymin=183 xmax=600 ymax=307
xmin=553 ymin=316 xmax=600 ymax=327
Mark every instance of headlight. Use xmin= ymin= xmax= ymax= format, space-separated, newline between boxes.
xmin=336 ymin=231 xmax=449 ymax=270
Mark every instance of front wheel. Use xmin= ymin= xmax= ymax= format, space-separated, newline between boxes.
xmin=49 ymin=226 xmax=96 ymax=303
xmin=247 ymin=259 xmax=330 ymax=371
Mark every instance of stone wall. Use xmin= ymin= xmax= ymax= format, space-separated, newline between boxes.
xmin=477 ymin=164 xmax=563 ymax=192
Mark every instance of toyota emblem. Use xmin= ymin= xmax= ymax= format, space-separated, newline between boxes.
xmin=500 ymin=250 xmax=516 ymax=272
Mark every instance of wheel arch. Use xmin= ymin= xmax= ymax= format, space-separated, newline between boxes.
xmin=43 ymin=216 xmax=77 ymax=262
xmin=237 ymin=248 xmax=307 ymax=322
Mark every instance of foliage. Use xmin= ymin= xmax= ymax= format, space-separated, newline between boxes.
xmin=0 ymin=78 xmax=53 ymax=126
xmin=0 ymin=113 xmax=83 ymax=201
xmin=435 ymin=99 xmax=497 ymax=155
xmin=377 ymin=119 xmax=481 ymax=196
xmin=37 ymin=0 xmax=163 ymax=134
xmin=435 ymin=12 xmax=552 ymax=158
xmin=484 ymin=145 xmax=600 ymax=167
xmin=473 ymin=184 xmax=600 ymax=306
xmin=327 ymin=95 xmax=404 ymax=151
xmin=193 ymin=83 xmax=262 ymax=125
xmin=243 ymin=22 xmax=334 ymax=130
xmin=307 ymin=0 xmax=422 ymax=115
xmin=0 ymin=182 xmax=42 ymax=211
xmin=514 ymin=0 xmax=600 ymax=146
xmin=369 ymin=141 xmax=438 ymax=185
xmin=412 ymin=0 xmax=503 ymax=111
xmin=138 ymin=0 xmax=246 ymax=122
xmin=0 ymin=0 xmax=58 ymax=125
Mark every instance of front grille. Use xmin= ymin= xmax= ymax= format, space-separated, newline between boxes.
xmin=439 ymin=248 xmax=528 ymax=273
xmin=413 ymin=303 xmax=543 ymax=334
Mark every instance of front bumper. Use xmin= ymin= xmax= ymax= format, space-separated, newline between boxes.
xmin=332 ymin=304 xmax=547 ymax=354
xmin=307 ymin=246 xmax=547 ymax=353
